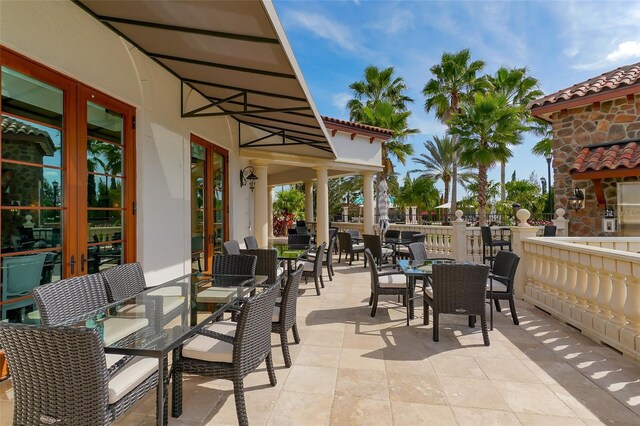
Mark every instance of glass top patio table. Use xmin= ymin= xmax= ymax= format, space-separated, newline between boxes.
xmin=397 ymin=259 xmax=456 ymax=277
xmin=63 ymin=273 xmax=267 ymax=426
xmin=265 ymin=243 xmax=311 ymax=259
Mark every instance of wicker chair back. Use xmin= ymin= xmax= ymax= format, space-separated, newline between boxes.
xmin=491 ymin=251 xmax=520 ymax=293
xmin=287 ymin=234 xmax=310 ymax=247
xmin=223 ymin=240 xmax=241 ymax=255
xmin=243 ymin=236 xmax=259 ymax=249
xmin=411 ymin=233 xmax=426 ymax=243
xmin=278 ymin=265 xmax=303 ymax=329
xmin=240 ymin=249 xmax=280 ymax=285
xmin=33 ymin=273 xmax=109 ymax=325
xmin=102 ymin=262 xmax=146 ymax=302
xmin=384 ymin=229 xmax=401 ymax=240
xmin=543 ymin=225 xmax=557 ymax=237
xmin=408 ymin=242 xmax=428 ymax=261
xmin=337 ymin=232 xmax=353 ymax=253
xmin=400 ymin=230 xmax=420 ymax=241
xmin=212 ymin=255 xmax=257 ymax=276
xmin=431 ymin=264 xmax=489 ymax=316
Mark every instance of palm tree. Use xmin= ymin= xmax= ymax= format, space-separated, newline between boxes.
xmin=488 ymin=67 xmax=544 ymax=200
xmin=409 ymin=135 xmax=475 ymax=203
xmin=359 ymin=101 xmax=418 ymax=175
xmin=422 ymin=49 xmax=486 ymax=214
xmin=348 ymin=65 xmax=413 ymax=122
xmin=448 ymin=92 xmax=526 ymax=226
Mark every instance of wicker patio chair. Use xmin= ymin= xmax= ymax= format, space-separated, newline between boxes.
xmin=287 ymin=234 xmax=310 ymax=247
xmin=271 ymin=265 xmax=304 ymax=367
xmin=487 ymin=250 xmax=521 ymax=328
xmin=32 ymin=273 xmax=110 ymax=326
xmin=337 ymin=232 xmax=364 ymax=265
xmin=224 ymin=240 xmax=242 ymax=255
xmin=543 ymin=225 xmax=557 ymax=237
xmin=384 ymin=229 xmax=401 ymax=240
xmin=171 ymin=285 xmax=280 ymax=426
xmin=424 ymin=263 xmax=491 ymax=345
xmin=240 ymin=249 xmax=284 ymax=286
xmin=213 ymin=255 xmax=257 ymax=276
xmin=300 ymin=242 xmax=326 ymax=295
xmin=480 ymin=226 xmax=511 ymax=268
xmin=306 ymin=235 xmax=336 ymax=280
xmin=243 ymin=236 xmax=259 ymax=249
xmin=396 ymin=233 xmax=425 ymax=259
xmin=363 ymin=234 xmax=394 ymax=267
xmin=400 ymin=230 xmax=421 ymax=241
xmin=365 ymin=249 xmax=410 ymax=318
xmin=0 ymin=322 xmax=158 ymax=425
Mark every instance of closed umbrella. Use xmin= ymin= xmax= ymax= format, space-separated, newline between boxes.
xmin=377 ymin=178 xmax=390 ymax=235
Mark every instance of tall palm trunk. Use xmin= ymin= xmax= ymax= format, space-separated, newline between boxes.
xmin=500 ymin=161 xmax=506 ymax=201
xmin=450 ymin=134 xmax=458 ymax=214
xmin=443 ymin=176 xmax=451 ymax=203
xmin=477 ymin=164 xmax=488 ymax=226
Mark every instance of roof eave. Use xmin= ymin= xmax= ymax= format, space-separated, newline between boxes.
xmin=530 ymin=84 xmax=640 ymax=118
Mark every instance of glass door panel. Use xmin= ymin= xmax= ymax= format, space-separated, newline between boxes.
xmin=212 ymin=150 xmax=225 ymax=255
xmin=191 ymin=142 xmax=207 ymax=273
xmin=1 ymin=66 xmax=65 ymax=322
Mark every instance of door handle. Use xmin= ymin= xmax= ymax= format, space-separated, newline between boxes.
xmin=70 ymin=255 xmax=76 ymax=274
xmin=81 ymin=253 xmax=87 ymax=272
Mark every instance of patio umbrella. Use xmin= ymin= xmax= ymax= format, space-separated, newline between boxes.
xmin=377 ymin=178 xmax=390 ymax=235
xmin=435 ymin=202 xmax=451 ymax=209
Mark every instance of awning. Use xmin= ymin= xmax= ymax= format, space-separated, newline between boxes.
xmin=74 ymin=0 xmax=335 ymax=158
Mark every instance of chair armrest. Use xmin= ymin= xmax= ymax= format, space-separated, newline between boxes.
xmin=377 ymin=264 xmax=399 ymax=271
xmin=197 ymin=328 xmax=235 ymax=344
xmin=488 ymin=273 xmax=510 ymax=284
xmin=378 ymin=270 xmax=404 ymax=277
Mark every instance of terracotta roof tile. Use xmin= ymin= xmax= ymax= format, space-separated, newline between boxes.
xmin=1 ymin=115 xmax=51 ymax=139
xmin=571 ymin=141 xmax=640 ymax=173
xmin=322 ymin=116 xmax=394 ymax=136
xmin=529 ymin=62 xmax=640 ymax=109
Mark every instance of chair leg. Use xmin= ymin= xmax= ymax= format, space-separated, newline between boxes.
xmin=328 ymin=263 xmax=333 ymax=281
xmin=370 ymin=293 xmax=378 ymax=317
xmin=480 ymin=314 xmax=490 ymax=346
xmin=232 ymin=378 xmax=249 ymax=426
xmin=433 ymin=311 xmax=439 ymax=341
xmin=508 ymin=296 xmax=519 ymax=325
xmin=292 ymin=324 xmax=301 ymax=344
xmin=319 ymin=275 xmax=325 ymax=288
xmin=349 ymin=253 xmax=353 ymax=266
xmin=338 ymin=250 xmax=342 ymax=263
xmin=468 ymin=315 xmax=476 ymax=328
xmin=368 ymin=292 xmax=374 ymax=306
xmin=266 ymin=351 xmax=278 ymax=384
xmin=423 ymin=301 xmax=429 ymax=325
xmin=171 ymin=348 xmax=183 ymax=418
xmin=494 ymin=299 xmax=502 ymax=312
xmin=280 ymin=331 xmax=292 ymax=368
xmin=313 ymin=276 xmax=321 ymax=295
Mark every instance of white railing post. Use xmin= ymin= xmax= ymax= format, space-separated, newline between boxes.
xmin=451 ymin=210 xmax=467 ymax=262
xmin=511 ymin=209 xmax=540 ymax=298
xmin=552 ymin=208 xmax=568 ymax=237
xmin=621 ymin=262 xmax=640 ymax=349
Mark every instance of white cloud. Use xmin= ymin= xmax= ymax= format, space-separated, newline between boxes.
xmin=331 ymin=92 xmax=351 ymax=113
xmin=376 ymin=9 xmax=413 ymax=35
xmin=606 ymin=41 xmax=640 ymax=62
xmin=286 ymin=11 xmax=357 ymax=52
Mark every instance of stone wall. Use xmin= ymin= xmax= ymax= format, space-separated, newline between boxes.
xmin=550 ymin=93 xmax=640 ymax=236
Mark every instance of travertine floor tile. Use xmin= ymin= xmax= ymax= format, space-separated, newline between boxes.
xmin=339 ymin=347 xmax=386 ymax=371
xmin=493 ymin=381 xmax=575 ymax=417
xmin=267 ymin=391 xmax=332 ymax=426
xmin=295 ymin=345 xmax=342 ymax=368
xmin=335 ymin=368 xmax=389 ymax=400
xmin=440 ymin=377 xmax=509 ymax=411
xmin=387 ymin=372 xmax=447 ymax=405
xmin=451 ymin=406 xmax=520 ymax=425
xmin=330 ymin=395 xmax=392 ymax=425
xmin=391 ymin=401 xmax=456 ymax=425
xmin=283 ymin=365 xmax=337 ymax=395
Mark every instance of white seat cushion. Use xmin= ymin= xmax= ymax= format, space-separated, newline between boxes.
xmin=272 ymin=305 xmax=281 ymax=322
xmin=117 ymin=296 xmax=184 ymax=316
xmin=352 ymin=243 xmax=365 ymax=250
xmin=147 ymin=286 xmax=182 ymax=297
xmin=277 ymin=266 xmax=285 ymax=277
xmin=105 ymin=353 xmax=125 ymax=369
xmin=381 ymin=247 xmax=394 ymax=256
xmin=425 ymin=288 xmax=433 ymax=299
xmin=302 ymin=261 xmax=314 ymax=272
xmin=182 ymin=321 xmax=236 ymax=364
xmin=108 ymin=356 xmax=158 ymax=404
xmin=487 ymin=279 xmax=508 ymax=292
xmin=103 ymin=317 xmax=149 ymax=346
xmin=378 ymin=274 xmax=407 ymax=288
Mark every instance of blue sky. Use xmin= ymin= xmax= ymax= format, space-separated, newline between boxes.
xmin=273 ymin=0 xmax=640 ymax=195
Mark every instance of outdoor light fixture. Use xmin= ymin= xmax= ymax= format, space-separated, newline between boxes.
xmin=568 ymin=187 xmax=585 ymax=211
xmin=240 ymin=166 xmax=258 ymax=191
xmin=545 ymin=151 xmax=553 ymax=214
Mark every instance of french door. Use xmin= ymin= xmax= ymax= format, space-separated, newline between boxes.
xmin=190 ymin=135 xmax=228 ymax=273
xmin=0 ymin=48 xmax=136 ymax=322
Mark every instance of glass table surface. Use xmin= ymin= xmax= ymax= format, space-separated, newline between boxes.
xmin=266 ymin=243 xmax=311 ymax=259
xmin=398 ymin=259 xmax=456 ymax=276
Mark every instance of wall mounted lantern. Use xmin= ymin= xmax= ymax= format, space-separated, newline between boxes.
xmin=568 ymin=187 xmax=585 ymax=211
xmin=240 ymin=166 xmax=258 ymax=191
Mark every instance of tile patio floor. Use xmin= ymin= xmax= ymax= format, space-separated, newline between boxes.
xmin=2 ymin=258 xmax=640 ymax=425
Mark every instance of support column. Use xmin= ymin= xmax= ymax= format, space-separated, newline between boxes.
xmin=342 ymin=206 xmax=349 ymax=222
xmin=411 ymin=206 xmax=418 ymax=224
xmin=268 ymin=185 xmax=274 ymax=238
xmin=552 ymin=208 xmax=568 ymax=237
xmin=253 ymin=163 xmax=269 ymax=248
xmin=511 ymin=209 xmax=540 ymax=298
xmin=304 ymin=180 xmax=314 ymax=223
xmin=363 ymin=172 xmax=375 ymax=235
xmin=452 ymin=210 xmax=467 ymax=262
xmin=315 ymin=167 xmax=329 ymax=245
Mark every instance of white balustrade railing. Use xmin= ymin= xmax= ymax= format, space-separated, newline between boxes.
xmin=522 ymin=237 xmax=640 ymax=360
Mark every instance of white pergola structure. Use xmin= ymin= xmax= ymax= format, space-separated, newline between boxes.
xmin=242 ymin=116 xmax=391 ymax=247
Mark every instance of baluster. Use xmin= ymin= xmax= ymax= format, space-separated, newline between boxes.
xmin=556 ymin=258 xmax=568 ymax=299
xmin=597 ymin=270 xmax=612 ymax=319
xmin=623 ymin=275 xmax=640 ymax=333
xmin=609 ymin=273 xmax=627 ymax=327
xmin=584 ymin=264 xmax=600 ymax=314
xmin=565 ymin=264 xmax=578 ymax=303
xmin=526 ymin=248 xmax=536 ymax=286
xmin=548 ymin=253 xmax=559 ymax=295
xmin=575 ymin=265 xmax=589 ymax=309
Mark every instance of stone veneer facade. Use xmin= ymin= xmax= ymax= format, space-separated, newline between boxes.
xmin=549 ymin=93 xmax=640 ymax=236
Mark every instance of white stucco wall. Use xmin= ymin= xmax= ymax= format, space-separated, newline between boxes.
xmin=330 ymin=132 xmax=382 ymax=167
xmin=0 ymin=1 xmax=255 ymax=284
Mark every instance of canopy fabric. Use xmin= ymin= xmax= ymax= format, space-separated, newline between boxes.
xmin=75 ymin=0 xmax=335 ymax=158
xmin=435 ymin=202 xmax=451 ymax=209
xmin=377 ymin=178 xmax=390 ymax=233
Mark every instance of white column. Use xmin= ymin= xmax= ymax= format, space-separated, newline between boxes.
xmin=411 ymin=206 xmax=418 ymax=224
xmin=315 ymin=167 xmax=329 ymax=245
xmin=511 ymin=209 xmax=540 ymax=298
xmin=253 ymin=163 xmax=269 ymax=247
xmin=304 ymin=180 xmax=314 ymax=223
xmin=342 ymin=206 xmax=349 ymax=222
xmin=404 ymin=207 xmax=410 ymax=223
xmin=552 ymin=208 xmax=568 ymax=237
xmin=267 ymin=185 xmax=274 ymax=238
xmin=451 ymin=210 xmax=467 ymax=262
xmin=363 ymin=172 xmax=375 ymax=234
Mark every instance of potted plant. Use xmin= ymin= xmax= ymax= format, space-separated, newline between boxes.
xmin=0 ymin=348 xmax=8 ymax=381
